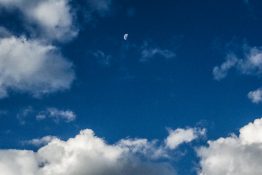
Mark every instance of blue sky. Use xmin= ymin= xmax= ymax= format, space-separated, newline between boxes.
xmin=1 ymin=0 xmax=262 ymax=175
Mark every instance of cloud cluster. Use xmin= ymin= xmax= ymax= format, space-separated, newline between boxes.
xmin=198 ymin=117 xmax=262 ymax=175
xmin=213 ymin=47 xmax=262 ymax=103
xmin=0 ymin=0 xmax=80 ymax=98
xmin=0 ymin=127 xmax=203 ymax=175
xmin=0 ymin=0 xmax=116 ymax=98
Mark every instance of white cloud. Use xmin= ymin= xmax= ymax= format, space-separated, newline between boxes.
xmin=213 ymin=47 xmax=262 ymax=103
xmin=0 ymin=36 xmax=74 ymax=98
xmin=213 ymin=47 xmax=262 ymax=80
xmin=198 ymin=118 xmax=262 ymax=175
xmin=239 ymin=47 xmax=262 ymax=75
xmin=213 ymin=54 xmax=238 ymax=80
xmin=0 ymin=150 xmax=38 ymax=175
xmin=139 ymin=41 xmax=176 ymax=62
xmin=0 ymin=129 xmax=178 ymax=175
xmin=118 ymin=138 xmax=168 ymax=159
xmin=165 ymin=128 xmax=206 ymax=150
xmin=16 ymin=107 xmax=76 ymax=124
xmin=248 ymin=88 xmax=262 ymax=104
xmin=0 ymin=0 xmax=77 ymax=41
xmin=36 ymin=108 xmax=76 ymax=123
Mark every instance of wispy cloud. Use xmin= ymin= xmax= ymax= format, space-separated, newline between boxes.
xmin=16 ymin=106 xmax=34 ymax=125
xmin=17 ymin=107 xmax=76 ymax=124
xmin=92 ymin=50 xmax=112 ymax=66
xmin=36 ymin=108 xmax=77 ymax=123
xmin=213 ymin=47 xmax=262 ymax=80
xmin=140 ymin=42 xmax=176 ymax=62
xmin=213 ymin=54 xmax=238 ymax=80
xmin=213 ymin=46 xmax=262 ymax=103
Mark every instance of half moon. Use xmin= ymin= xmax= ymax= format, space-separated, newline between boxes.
xmin=124 ymin=34 xmax=128 ymax=40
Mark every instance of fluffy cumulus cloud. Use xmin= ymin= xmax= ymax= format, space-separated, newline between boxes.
xmin=36 ymin=108 xmax=76 ymax=123
xmin=0 ymin=36 xmax=74 ymax=98
xmin=0 ymin=126 xmax=205 ymax=175
xmin=0 ymin=0 xmax=77 ymax=41
xmin=165 ymin=128 xmax=206 ymax=150
xmin=0 ymin=129 xmax=188 ymax=175
xmin=198 ymin=118 xmax=262 ymax=175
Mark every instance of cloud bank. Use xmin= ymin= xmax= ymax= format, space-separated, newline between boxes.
xmin=198 ymin=117 xmax=262 ymax=175
xmin=0 ymin=126 xmax=204 ymax=175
